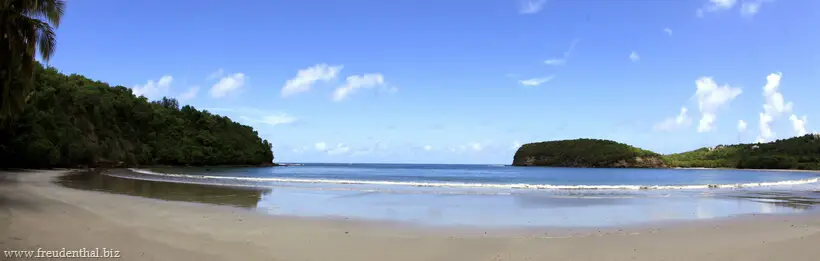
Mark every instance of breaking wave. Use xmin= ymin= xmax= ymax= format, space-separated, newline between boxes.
xmin=127 ymin=168 xmax=820 ymax=190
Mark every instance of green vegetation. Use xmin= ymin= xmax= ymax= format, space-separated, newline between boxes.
xmin=512 ymin=139 xmax=666 ymax=168
xmin=513 ymin=135 xmax=820 ymax=170
xmin=664 ymin=135 xmax=820 ymax=170
xmin=1 ymin=0 xmax=65 ymax=126
xmin=0 ymin=64 xmax=275 ymax=168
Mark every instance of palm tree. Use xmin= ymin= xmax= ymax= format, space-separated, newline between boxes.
xmin=0 ymin=0 xmax=65 ymax=126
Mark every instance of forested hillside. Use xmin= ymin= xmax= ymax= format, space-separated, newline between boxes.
xmin=513 ymin=135 xmax=820 ymax=170
xmin=664 ymin=134 xmax=820 ymax=170
xmin=0 ymin=64 xmax=274 ymax=168
xmin=512 ymin=139 xmax=667 ymax=168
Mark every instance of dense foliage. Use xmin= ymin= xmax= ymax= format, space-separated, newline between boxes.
xmin=514 ymin=135 xmax=820 ymax=170
xmin=0 ymin=64 xmax=275 ymax=168
xmin=512 ymin=139 xmax=665 ymax=168
xmin=664 ymin=134 xmax=820 ymax=170
xmin=1 ymin=0 xmax=65 ymax=125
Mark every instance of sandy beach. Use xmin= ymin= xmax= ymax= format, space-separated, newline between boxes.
xmin=2 ymin=170 xmax=820 ymax=261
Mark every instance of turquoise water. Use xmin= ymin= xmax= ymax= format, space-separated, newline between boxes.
xmin=69 ymin=164 xmax=820 ymax=227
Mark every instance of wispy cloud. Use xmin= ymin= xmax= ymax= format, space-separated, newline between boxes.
xmin=519 ymin=0 xmax=548 ymax=14
xmin=206 ymin=68 xmax=224 ymax=80
xmin=210 ymin=73 xmax=245 ymax=98
xmin=518 ymin=76 xmax=555 ymax=87
xmin=740 ymin=0 xmax=771 ymax=17
xmin=664 ymin=28 xmax=673 ymax=36
xmin=205 ymin=107 xmax=297 ymax=127
xmin=543 ymin=59 xmax=566 ymax=66
xmin=177 ymin=86 xmax=199 ymax=101
xmin=281 ymin=64 xmax=344 ymax=97
xmin=333 ymin=73 xmax=388 ymax=101
xmin=737 ymin=120 xmax=747 ymax=132
xmin=543 ymin=38 xmax=580 ymax=66
xmin=240 ymin=113 xmax=297 ymax=126
xmin=629 ymin=51 xmax=640 ymax=62
xmin=654 ymin=107 xmax=692 ymax=131
xmin=697 ymin=0 xmax=771 ymax=18
xmin=697 ymin=0 xmax=738 ymax=16
xmin=132 ymin=75 xmax=173 ymax=100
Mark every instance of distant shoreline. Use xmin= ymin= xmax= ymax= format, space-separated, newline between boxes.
xmin=673 ymin=167 xmax=820 ymax=174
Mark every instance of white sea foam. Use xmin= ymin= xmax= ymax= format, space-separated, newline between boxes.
xmin=127 ymin=168 xmax=820 ymax=191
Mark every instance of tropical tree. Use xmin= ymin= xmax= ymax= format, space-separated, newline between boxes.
xmin=0 ymin=0 xmax=65 ymax=126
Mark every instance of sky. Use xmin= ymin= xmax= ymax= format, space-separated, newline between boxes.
xmin=47 ymin=0 xmax=820 ymax=164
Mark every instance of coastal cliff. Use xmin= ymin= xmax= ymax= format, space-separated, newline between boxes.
xmin=512 ymin=139 xmax=667 ymax=168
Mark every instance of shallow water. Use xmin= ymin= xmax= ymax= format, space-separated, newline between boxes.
xmin=56 ymin=164 xmax=820 ymax=227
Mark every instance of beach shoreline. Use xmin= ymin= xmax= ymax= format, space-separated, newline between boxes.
xmin=2 ymin=169 xmax=820 ymax=260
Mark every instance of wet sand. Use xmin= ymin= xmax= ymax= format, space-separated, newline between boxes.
xmin=2 ymin=170 xmax=820 ymax=261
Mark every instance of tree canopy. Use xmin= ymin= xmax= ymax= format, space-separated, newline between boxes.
xmin=512 ymin=139 xmax=665 ymax=168
xmin=1 ymin=0 xmax=65 ymax=126
xmin=664 ymin=135 xmax=820 ymax=170
xmin=513 ymin=135 xmax=820 ymax=170
xmin=0 ymin=64 xmax=275 ymax=168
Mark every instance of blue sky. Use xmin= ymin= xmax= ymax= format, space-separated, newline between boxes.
xmin=48 ymin=0 xmax=819 ymax=164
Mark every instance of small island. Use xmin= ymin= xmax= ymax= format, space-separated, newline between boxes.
xmin=513 ymin=135 xmax=820 ymax=170
xmin=512 ymin=139 xmax=667 ymax=168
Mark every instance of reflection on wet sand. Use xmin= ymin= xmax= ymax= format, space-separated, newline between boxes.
xmin=57 ymin=170 xmax=266 ymax=208
xmin=54 ymin=170 xmax=820 ymax=227
xmin=726 ymin=191 xmax=820 ymax=210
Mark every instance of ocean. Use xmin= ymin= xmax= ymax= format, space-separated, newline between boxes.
xmin=59 ymin=164 xmax=820 ymax=227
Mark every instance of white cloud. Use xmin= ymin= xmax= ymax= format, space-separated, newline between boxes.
xmin=543 ymin=59 xmax=566 ymax=66
xmin=740 ymin=1 xmax=761 ymax=16
xmin=694 ymin=77 xmax=742 ymax=132
xmin=208 ymin=107 xmax=298 ymax=128
xmin=423 ymin=145 xmax=433 ymax=151
xmin=315 ymin=142 xmax=328 ymax=152
xmin=132 ymin=75 xmax=173 ymax=100
xmin=470 ymin=142 xmax=483 ymax=151
xmin=698 ymin=0 xmax=737 ymax=15
xmin=206 ymin=69 xmax=224 ymax=80
xmin=327 ymin=143 xmax=351 ymax=155
xmin=741 ymin=0 xmax=773 ymax=17
xmin=519 ymin=0 xmax=548 ymax=14
xmin=664 ymin=28 xmax=673 ymax=36
xmin=737 ymin=120 xmax=747 ymax=132
xmin=757 ymin=72 xmax=793 ymax=142
xmin=789 ymin=114 xmax=808 ymax=136
xmin=710 ymin=0 xmax=738 ymax=10
xmin=543 ymin=38 xmax=579 ymax=66
xmin=210 ymin=73 xmax=245 ymax=98
xmin=518 ymin=76 xmax=554 ymax=87
xmin=698 ymin=0 xmax=771 ymax=17
xmin=333 ymin=73 xmax=385 ymax=101
xmin=241 ymin=113 xmax=297 ymax=126
xmin=178 ymin=86 xmax=199 ymax=101
xmin=629 ymin=51 xmax=640 ymax=62
xmin=281 ymin=64 xmax=343 ymax=97
xmin=654 ymin=107 xmax=692 ymax=131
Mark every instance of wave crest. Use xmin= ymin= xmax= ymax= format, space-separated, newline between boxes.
xmin=128 ymin=168 xmax=819 ymax=190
